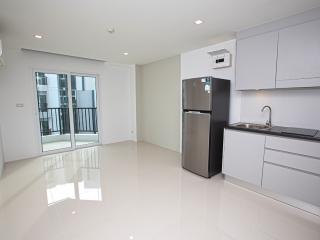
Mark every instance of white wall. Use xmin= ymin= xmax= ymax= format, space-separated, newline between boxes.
xmin=240 ymin=88 xmax=320 ymax=129
xmin=0 ymin=126 xmax=4 ymax=176
xmin=135 ymin=65 xmax=143 ymax=141
xmin=136 ymin=56 xmax=181 ymax=152
xmin=0 ymin=46 xmax=136 ymax=162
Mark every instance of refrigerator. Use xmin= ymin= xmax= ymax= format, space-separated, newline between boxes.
xmin=182 ymin=77 xmax=230 ymax=178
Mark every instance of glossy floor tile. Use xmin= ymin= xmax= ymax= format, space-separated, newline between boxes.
xmin=0 ymin=141 xmax=319 ymax=240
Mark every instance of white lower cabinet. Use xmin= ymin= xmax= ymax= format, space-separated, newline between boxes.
xmin=262 ymin=163 xmax=320 ymax=207
xmin=264 ymin=149 xmax=320 ymax=175
xmin=222 ymin=129 xmax=266 ymax=186
xmin=265 ymin=136 xmax=320 ymax=159
xmin=223 ymin=129 xmax=320 ymax=210
xmin=263 ymin=136 xmax=320 ymax=207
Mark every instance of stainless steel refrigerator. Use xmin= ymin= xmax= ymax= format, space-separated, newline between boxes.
xmin=182 ymin=77 xmax=230 ymax=178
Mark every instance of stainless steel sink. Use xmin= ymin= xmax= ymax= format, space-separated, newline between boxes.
xmin=233 ymin=123 xmax=271 ymax=130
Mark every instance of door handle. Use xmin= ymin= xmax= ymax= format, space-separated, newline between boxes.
xmin=185 ymin=111 xmax=210 ymax=115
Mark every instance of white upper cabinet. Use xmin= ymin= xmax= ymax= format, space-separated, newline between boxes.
xmin=236 ymin=32 xmax=278 ymax=90
xmin=276 ymin=19 xmax=320 ymax=88
xmin=236 ymin=8 xmax=320 ymax=90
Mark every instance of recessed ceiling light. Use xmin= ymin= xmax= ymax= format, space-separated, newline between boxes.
xmin=107 ymin=27 xmax=115 ymax=34
xmin=34 ymin=34 xmax=43 ymax=39
xmin=194 ymin=20 xmax=203 ymax=25
xmin=123 ymin=52 xmax=129 ymax=56
xmin=129 ymin=236 xmax=134 ymax=240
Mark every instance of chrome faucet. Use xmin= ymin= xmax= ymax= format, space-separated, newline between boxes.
xmin=261 ymin=105 xmax=272 ymax=127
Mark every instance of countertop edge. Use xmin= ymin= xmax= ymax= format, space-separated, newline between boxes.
xmin=225 ymin=125 xmax=320 ymax=142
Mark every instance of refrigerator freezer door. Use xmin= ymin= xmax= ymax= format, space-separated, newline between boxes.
xmin=182 ymin=111 xmax=211 ymax=177
xmin=182 ymin=78 xmax=211 ymax=111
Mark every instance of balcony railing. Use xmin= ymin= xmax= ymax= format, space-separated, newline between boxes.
xmin=39 ymin=107 xmax=98 ymax=136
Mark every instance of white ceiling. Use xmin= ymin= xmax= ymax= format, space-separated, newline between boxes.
xmin=0 ymin=0 xmax=320 ymax=65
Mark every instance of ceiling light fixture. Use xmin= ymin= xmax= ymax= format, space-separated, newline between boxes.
xmin=194 ymin=20 xmax=203 ymax=25
xmin=123 ymin=52 xmax=129 ymax=56
xmin=107 ymin=27 xmax=115 ymax=34
xmin=34 ymin=34 xmax=43 ymax=39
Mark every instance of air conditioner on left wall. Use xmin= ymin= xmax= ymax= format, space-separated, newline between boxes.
xmin=0 ymin=40 xmax=4 ymax=66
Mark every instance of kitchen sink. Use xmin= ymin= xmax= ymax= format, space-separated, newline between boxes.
xmin=233 ymin=123 xmax=271 ymax=130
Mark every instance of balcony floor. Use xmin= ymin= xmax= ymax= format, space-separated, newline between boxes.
xmin=42 ymin=141 xmax=96 ymax=152
xmin=42 ymin=133 xmax=99 ymax=152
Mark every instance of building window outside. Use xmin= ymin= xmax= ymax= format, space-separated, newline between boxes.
xmin=36 ymin=72 xmax=48 ymax=85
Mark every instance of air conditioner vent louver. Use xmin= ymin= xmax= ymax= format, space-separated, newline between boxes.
xmin=0 ymin=40 xmax=4 ymax=66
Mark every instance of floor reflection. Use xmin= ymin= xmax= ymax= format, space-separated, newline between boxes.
xmin=77 ymin=148 xmax=102 ymax=201
xmin=1 ymin=142 xmax=319 ymax=240
xmin=43 ymin=147 xmax=102 ymax=206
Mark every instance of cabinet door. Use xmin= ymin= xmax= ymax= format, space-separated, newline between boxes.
xmin=266 ymin=136 xmax=320 ymax=159
xmin=276 ymin=19 xmax=320 ymax=88
xmin=236 ymin=32 xmax=278 ymax=90
xmin=262 ymin=163 xmax=320 ymax=207
xmin=264 ymin=149 xmax=320 ymax=175
xmin=222 ymin=130 xmax=266 ymax=186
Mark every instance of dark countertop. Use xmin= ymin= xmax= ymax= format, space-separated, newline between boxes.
xmin=226 ymin=123 xmax=320 ymax=142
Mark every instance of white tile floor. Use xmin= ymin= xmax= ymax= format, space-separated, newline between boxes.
xmin=0 ymin=141 xmax=319 ymax=240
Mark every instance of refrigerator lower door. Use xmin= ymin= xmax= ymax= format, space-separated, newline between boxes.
xmin=182 ymin=111 xmax=211 ymax=178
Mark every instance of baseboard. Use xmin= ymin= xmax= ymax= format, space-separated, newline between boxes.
xmin=224 ymin=175 xmax=320 ymax=216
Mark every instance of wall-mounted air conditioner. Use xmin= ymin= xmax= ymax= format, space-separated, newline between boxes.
xmin=0 ymin=40 xmax=4 ymax=66
xmin=208 ymin=49 xmax=231 ymax=69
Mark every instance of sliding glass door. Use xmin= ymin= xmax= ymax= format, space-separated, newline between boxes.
xmin=36 ymin=72 xmax=72 ymax=152
xmin=71 ymin=75 xmax=99 ymax=147
xmin=35 ymin=72 xmax=99 ymax=152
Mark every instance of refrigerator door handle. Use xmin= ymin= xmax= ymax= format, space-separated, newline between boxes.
xmin=184 ymin=111 xmax=210 ymax=114
xmin=186 ymin=111 xmax=201 ymax=114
